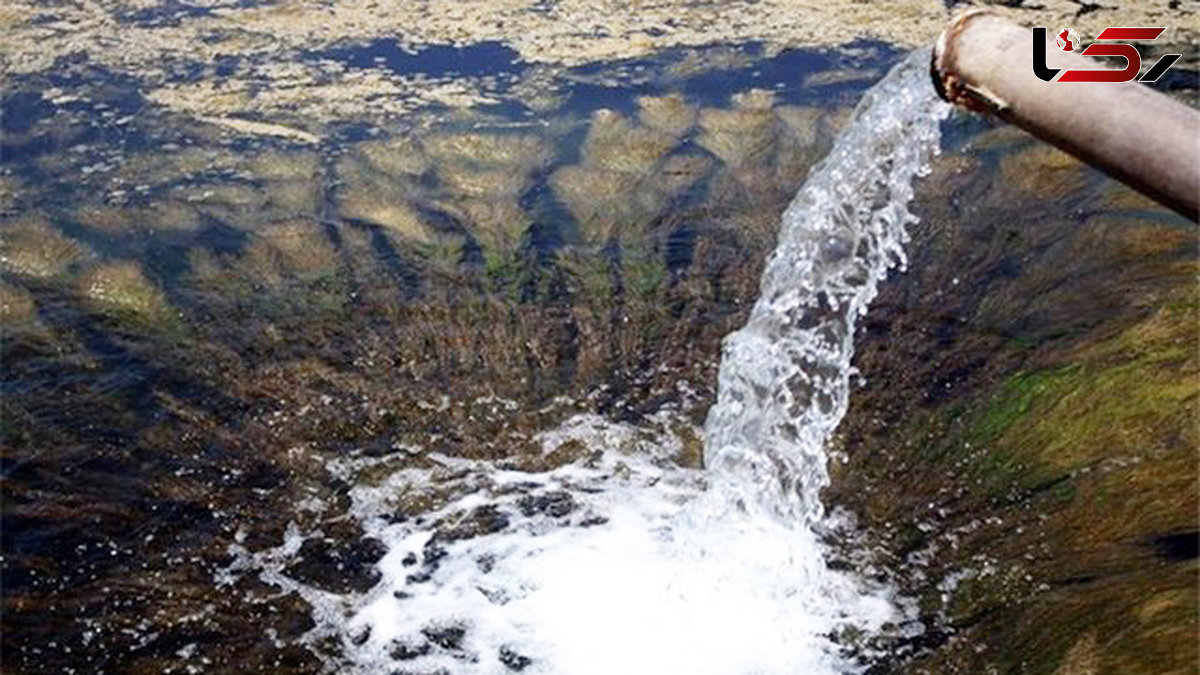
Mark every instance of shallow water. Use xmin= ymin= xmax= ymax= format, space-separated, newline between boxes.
xmin=2 ymin=6 xmax=1195 ymax=673
xmin=0 ymin=36 xmax=915 ymax=673
xmin=264 ymin=51 xmax=949 ymax=674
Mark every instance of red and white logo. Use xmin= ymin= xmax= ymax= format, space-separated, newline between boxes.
xmin=1055 ymin=28 xmax=1078 ymax=51
xmin=1033 ymin=26 xmax=1182 ymax=83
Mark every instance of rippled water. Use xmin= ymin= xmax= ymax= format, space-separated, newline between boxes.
xmin=214 ymin=49 xmax=947 ymax=675
xmin=4 ymin=8 xmax=1192 ymax=671
xmin=0 ymin=36 xmax=912 ymax=673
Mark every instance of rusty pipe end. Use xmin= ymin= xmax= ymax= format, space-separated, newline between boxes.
xmin=928 ymin=9 xmax=1200 ymax=221
xmin=931 ymin=9 xmax=1006 ymax=114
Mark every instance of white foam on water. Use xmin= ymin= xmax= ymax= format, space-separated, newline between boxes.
xmin=334 ymin=413 xmax=898 ymax=674
xmin=225 ymin=49 xmax=949 ymax=674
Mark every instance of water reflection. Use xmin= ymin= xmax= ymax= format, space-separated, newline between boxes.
xmin=1 ymin=32 xmax=1194 ymax=674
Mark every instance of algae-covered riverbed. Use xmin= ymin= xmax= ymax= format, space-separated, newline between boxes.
xmin=2 ymin=2 xmax=1198 ymax=673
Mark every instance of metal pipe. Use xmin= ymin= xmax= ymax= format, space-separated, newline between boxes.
xmin=931 ymin=10 xmax=1199 ymax=221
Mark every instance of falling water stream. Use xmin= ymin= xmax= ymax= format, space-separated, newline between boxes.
xmin=703 ymin=47 xmax=951 ymax=524
xmin=223 ymin=49 xmax=950 ymax=674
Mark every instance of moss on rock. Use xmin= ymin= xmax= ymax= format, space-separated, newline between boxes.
xmin=0 ymin=282 xmax=38 ymax=330
xmin=79 ymin=260 xmax=176 ymax=325
xmin=828 ymin=145 xmax=1197 ymax=673
xmin=0 ymin=217 xmax=91 ymax=279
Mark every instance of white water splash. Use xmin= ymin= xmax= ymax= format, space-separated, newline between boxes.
xmin=223 ymin=49 xmax=948 ymax=674
xmin=703 ymin=49 xmax=949 ymax=525
xmin=283 ymin=411 xmax=895 ymax=674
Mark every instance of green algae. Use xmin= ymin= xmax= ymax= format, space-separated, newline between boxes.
xmin=1 ymin=38 xmax=1194 ymax=673
xmin=886 ymin=283 xmax=1196 ymax=675
xmin=79 ymin=261 xmax=181 ymax=329
xmin=963 ymin=289 xmax=1196 ymax=492
xmin=822 ymin=126 xmax=1198 ymax=673
xmin=75 ymin=201 xmax=205 ymax=235
xmin=550 ymin=108 xmax=712 ymax=246
xmin=0 ymin=217 xmax=92 ymax=280
xmin=864 ymin=319 xmax=1197 ymax=672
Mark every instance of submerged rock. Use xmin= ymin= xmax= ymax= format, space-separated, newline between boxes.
xmin=637 ymin=93 xmax=698 ymax=138
xmin=75 ymin=201 xmax=204 ymax=234
xmin=435 ymin=505 xmax=512 ymax=542
xmin=0 ymin=282 xmax=38 ymax=329
xmin=421 ymin=623 xmax=466 ymax=651
xmin=354 ymin=136 xmax=429 ymax=179
xmin=499 ymin=645 xmax=533 ymax=671
xmin=999 ymin=142 xmax=1089 ymax=199
xmin=518 ymin=490 xmax=576 ymax=518
xmin=696 ymin=89 xmax=777 ymax=167
xmin=79 ymin=261 xmax=174 ymax=322
xmin=0 ymin=217 xmax=90 ymax=279
xmin=242 ymin=218 xmax=341 ymax=284
xmin=335 ymin=157 xmax=435 ymax=244
xmin=283 ymin=536 xmax=387 ymax=594
xmin=582 ymin=109 xmax=677 ymax=174
xmin=389 ymin=637 xmax=432 ymax=661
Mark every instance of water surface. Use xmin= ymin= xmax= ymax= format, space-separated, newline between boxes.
xmin=2 ymin=8 xmax=1195 ymax=673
